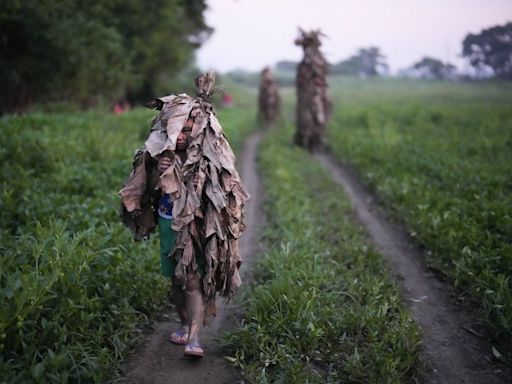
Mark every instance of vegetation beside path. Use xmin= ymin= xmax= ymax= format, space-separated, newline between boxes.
xmin=225 ymin=124 xmax=422 ymax=383
xmin=327 ymin=78 xmax=512 ymax=339
xmin=0 ymin=109 xmax=168 ymax=383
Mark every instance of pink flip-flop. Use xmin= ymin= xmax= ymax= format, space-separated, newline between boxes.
xmin=184 ymin=343 xmax=204 ymax=358
xmin=169 ymin=328 xmax=189 ymax=345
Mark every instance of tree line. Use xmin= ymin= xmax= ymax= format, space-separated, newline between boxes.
xmin=0 ymin=0 xmax=211 ymax=113
xmin=276 ymin=22 xmax=512 ymax=80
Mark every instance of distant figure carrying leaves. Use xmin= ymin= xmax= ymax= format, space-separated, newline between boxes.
xmin=258 ymin=67 xmax=280 ymax=127
xmin=294 ymin=28 xmax=331 ymax=151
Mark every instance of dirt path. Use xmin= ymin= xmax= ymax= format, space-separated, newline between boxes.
xmin=119 ymin=131 xmax=264 ymax=384
xmin=315 ymin=152 xmax=510 ymax=384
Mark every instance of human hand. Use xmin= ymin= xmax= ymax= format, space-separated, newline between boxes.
xmin=193 ymin=173 xmax=200 ymax=187
xmin=158 ymin=157 xmax=172 ymax=174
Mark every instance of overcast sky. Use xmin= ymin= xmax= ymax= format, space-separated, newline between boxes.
xmin=196 ymin=0 xmax=512 ymax=73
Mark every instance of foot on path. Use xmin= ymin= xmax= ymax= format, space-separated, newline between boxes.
xmin=169 ymin=328 xmax=189 ymax=345
xmin=184 ymin=343 xmax=204 ymax=358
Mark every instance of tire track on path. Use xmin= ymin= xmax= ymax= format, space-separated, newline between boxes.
xmin=315 ymin=152 xmax=510 ymax=384
xmin=120 ymin=131 xmax=264 ymax=384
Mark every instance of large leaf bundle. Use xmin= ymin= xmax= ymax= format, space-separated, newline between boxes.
xmin=294 ymin=29 xmax=331 ymax=151
xmin=258 ymin=67 xmax=281 ymax=127
xmin=120 ymin=72 xmax=249 ymax=306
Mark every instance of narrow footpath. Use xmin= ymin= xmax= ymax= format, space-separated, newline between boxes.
xmin=316 ymin=152 xmax=510 ymax=384
xmin=120 ymin=131 xmax=264 ymax=384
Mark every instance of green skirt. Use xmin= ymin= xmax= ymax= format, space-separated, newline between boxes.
xmin=159 ymin=216 xmax=177 ymax=278
xmin=158 ymin=216 xmax=205 ymax=278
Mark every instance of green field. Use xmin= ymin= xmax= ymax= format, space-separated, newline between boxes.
xmin=0 ymin=109 xmax=168 ymax=383
xmin=326 ymin=78 xmax=512 ymax=338
xmin=0 ymin=92 xmax=256 ymax=382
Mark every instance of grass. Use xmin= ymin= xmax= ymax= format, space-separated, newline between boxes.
xmin=0 ymin=82 xmax=256 ymax=383
xmin=224 ymin=124 xmax=421 ymax=383
xmin=326 ymin=77 xmax=512 ymax=338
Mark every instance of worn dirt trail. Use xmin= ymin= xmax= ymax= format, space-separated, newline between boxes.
xmin=120 ymin=131 xmax=264 ymax=384
xmin=316 ymin=152 xmax=510 ymax=384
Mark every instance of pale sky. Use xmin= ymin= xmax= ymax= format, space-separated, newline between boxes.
xmin=196 ymin=0 xmax=512 ymax=73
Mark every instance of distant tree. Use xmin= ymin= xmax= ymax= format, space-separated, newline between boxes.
xmin=412 ymin=57 xmax=456 ymax=80
xmin=358 ymin=47 xmax=388 ymax=76
xmin=275 ymin=60 xmax=298 ymax=72
xmin=225 ymin=69 xmax=260 ymax=87
xmin=462 ymin=22 xmax=512 ymax=79
xmin=0 ymin=0 xmax=211 ymax=113
xmin=331 ymin=47 xmax=388 ymax=77
xmin=330 ymin=57 xmax=361 ymax=76
xmin=115 ymin=0 xmax=212 ymax=101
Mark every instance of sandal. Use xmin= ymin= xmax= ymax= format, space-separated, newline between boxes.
xmin=169 ymin=328 xmax=189 ymax=345
xmin=184 ymin=343 xmax=204 ymax=358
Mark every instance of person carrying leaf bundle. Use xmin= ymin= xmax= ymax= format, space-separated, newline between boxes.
xmin=258 ymin=66 xmax=280 ymax=127
xmin=119 ymin=71 xmax=250 ymax=358
xmin=294 ymin=28 xmax=331 ymax=151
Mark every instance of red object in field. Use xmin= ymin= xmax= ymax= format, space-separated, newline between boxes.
xmin=114 ymin=100 xmax=131 ymax=114
xmin=114 ymin=103 xmax=124 ymax=114
xmin=222 ymin=93 xmax=233 ymax=107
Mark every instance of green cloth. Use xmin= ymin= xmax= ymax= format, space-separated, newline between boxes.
xmin=158 ymin=216 xmax=206 ymax=278
xmin=159 ymin=216 xmax=177 ymax=278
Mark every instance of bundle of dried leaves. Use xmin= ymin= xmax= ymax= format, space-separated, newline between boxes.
xmin=258 ymin=66 xmax=280 ymax=127
xmin=119 ymin=71 xmax=250 ymax=308
xmin=294 ymin=28 xmax=332 ymax=151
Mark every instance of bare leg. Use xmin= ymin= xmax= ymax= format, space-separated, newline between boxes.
xmin=185 ymin=276 xmax=204 ymax=346
xmin=172 ymin=284 xmax=188 ymax=330
xmin=169 ymin=281 xmax=189 ymax=345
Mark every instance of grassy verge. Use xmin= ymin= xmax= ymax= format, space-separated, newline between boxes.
xmin=0 ymin=85 xmax=256 ymax=383
xmin=225 ymin=125 xmax=421 ymax=383
xmin=326 ymin=78 xmax=512 ymax=338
